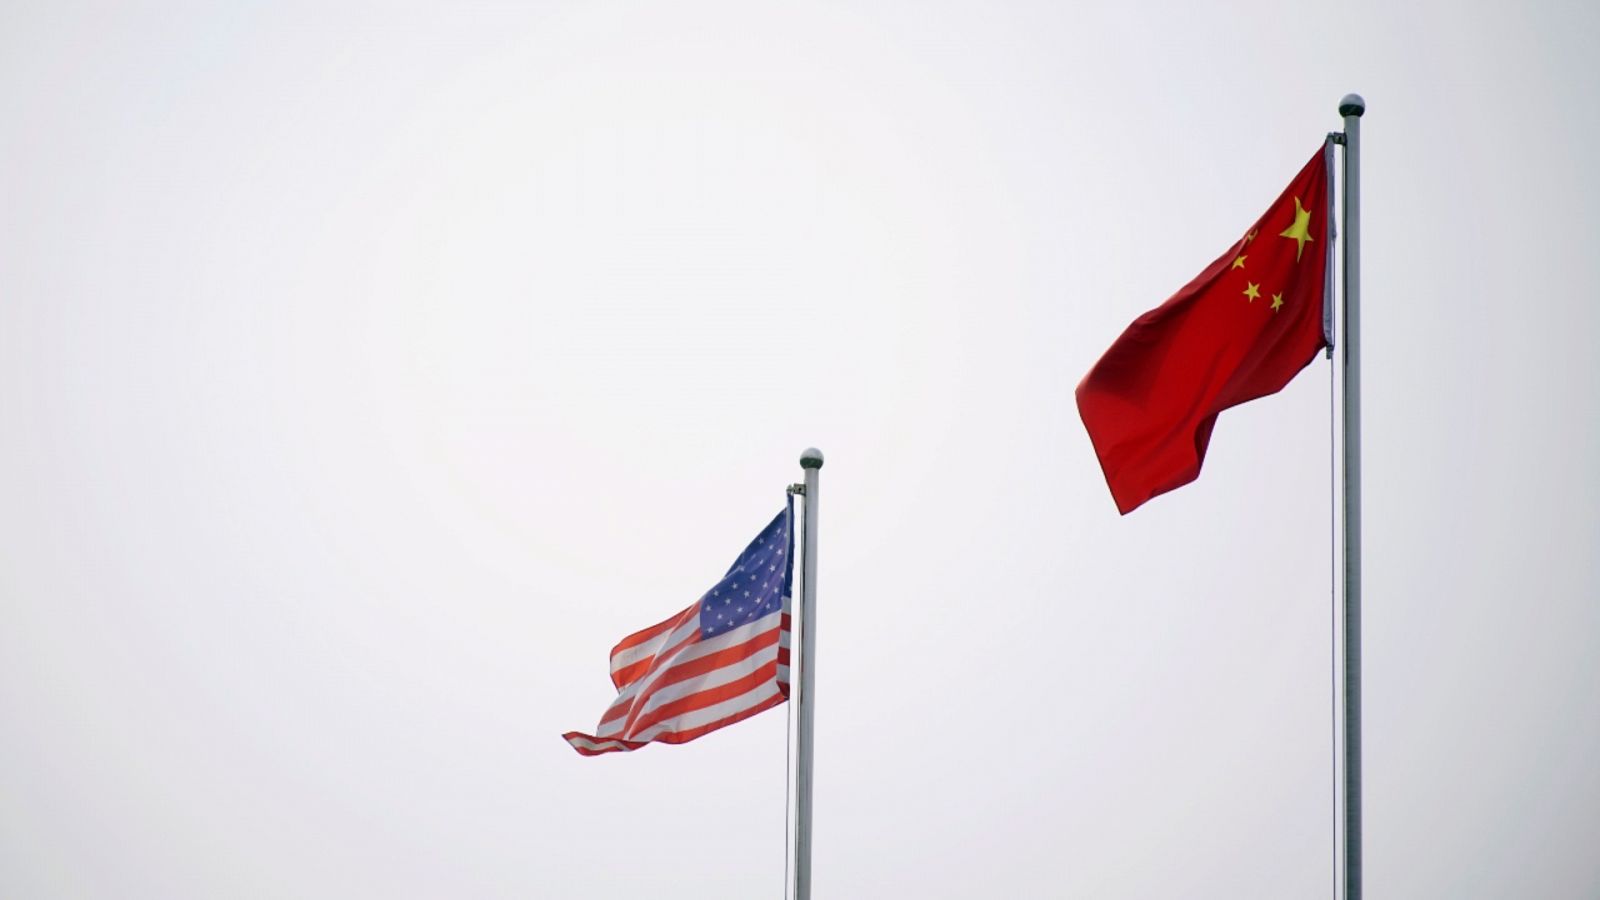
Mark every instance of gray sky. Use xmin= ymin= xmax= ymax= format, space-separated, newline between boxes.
xmin=2 ymin=1 xmax=1597 ymax=897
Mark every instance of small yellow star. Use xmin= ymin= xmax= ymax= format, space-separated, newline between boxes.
xmin=1232 ymin=255 xmax=1247 ymax=269
xmin=1243 ymin=282 xmax=1261 ymax=303
xmin=1244 ymin=229 xmax=1258 ymax=244
xmin=1279 ymin=197 xmax=1314 ymax=262
xmin=1270 ymin=292 xmax=1284 ymax=312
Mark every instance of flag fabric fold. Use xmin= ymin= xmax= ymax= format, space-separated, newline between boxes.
xmin=563 ymin=501 xmax=794 ymax=756
xmin=1076 ymin=143 xmax=1335 ymax=514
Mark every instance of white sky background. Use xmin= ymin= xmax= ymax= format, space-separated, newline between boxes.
xmin=2 ymin=1 xmax=1597 ymax=897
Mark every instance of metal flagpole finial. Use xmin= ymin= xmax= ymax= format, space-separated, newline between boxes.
xmin=1339 ymin=94 xmax=1366 ymax=117
xmin=800 ymin=448 xmax=825 ymax=469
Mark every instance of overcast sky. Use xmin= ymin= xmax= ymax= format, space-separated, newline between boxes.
xmin=3 ymin=1 xmax=1597 ymax=897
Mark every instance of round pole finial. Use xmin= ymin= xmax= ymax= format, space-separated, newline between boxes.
xmin=799 ymin=447 xmax=824 ymax=469
xmin=1339 ymin=93 xmax=1366 ymax=117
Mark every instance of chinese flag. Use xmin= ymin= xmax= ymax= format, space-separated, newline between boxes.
xmin=1077 ymin=145 xmax=1333 ymax=514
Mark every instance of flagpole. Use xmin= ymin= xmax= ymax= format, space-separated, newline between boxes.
xmin=793 ymin=447 xmax=823 ymax=900
xmin=1337 ymin=92 xmax=1365 ymax=900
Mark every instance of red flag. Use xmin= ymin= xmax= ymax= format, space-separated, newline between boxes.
xmin=1077 ymin=145 xmax=1333 ymax=514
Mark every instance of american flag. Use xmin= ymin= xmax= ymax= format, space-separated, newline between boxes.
xmin=563 ymin=502 xmax=794 ymax=756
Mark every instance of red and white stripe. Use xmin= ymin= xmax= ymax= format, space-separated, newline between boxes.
xmin=564 ymin=605 xmax=792 ymax=756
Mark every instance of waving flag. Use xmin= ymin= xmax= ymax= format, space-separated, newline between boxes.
xmin=563 ymin=502 xmax=794 ymax=756
xmin=1077 ymin=144 xmax=1335 ymax=514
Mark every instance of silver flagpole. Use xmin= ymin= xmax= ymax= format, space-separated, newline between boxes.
xmin=1338 ymin=92 xmax=1365 ymax=900
xmin=794 ymin=447 xmax=823 ymax=900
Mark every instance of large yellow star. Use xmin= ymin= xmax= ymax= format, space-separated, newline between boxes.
xmin=1279 ymin=197 xmax=1314 ymax=262
xmin=1243 ymin=282 xmax=1261 ymax=303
